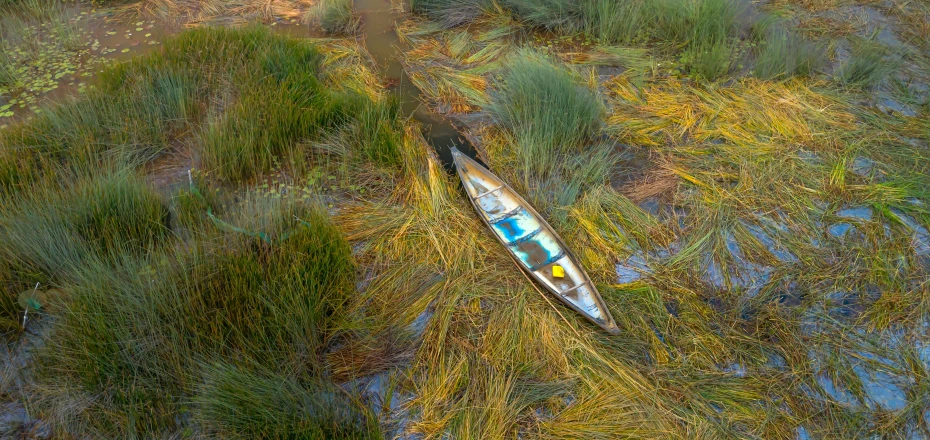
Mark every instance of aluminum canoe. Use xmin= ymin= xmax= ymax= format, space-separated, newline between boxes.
xmin=450 ymin=147 xmax=621 ymax=335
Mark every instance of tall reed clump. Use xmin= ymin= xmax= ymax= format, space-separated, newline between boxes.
xmin=668 ymin=0 xmax=738 ymax=80
xmin=37 ymin=198 xmax=376 ymax=437
xmin=310 ymin=0 xmax=360 ymax=34
xmin=580 ymin=0 xmax=655 ymax=45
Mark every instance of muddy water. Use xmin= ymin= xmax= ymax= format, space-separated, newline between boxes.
xmin=354 ymin=0 xmax=479 ymax=168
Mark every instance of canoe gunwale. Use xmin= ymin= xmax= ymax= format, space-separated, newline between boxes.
xmin=451 ymin=149 xmax=621 ymax=335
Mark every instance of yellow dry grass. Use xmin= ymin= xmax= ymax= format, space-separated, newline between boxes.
xmin=605 ymin=75 xmax=858 ymax=151
xmin=386 ymin=8 xmax=930 ymax=438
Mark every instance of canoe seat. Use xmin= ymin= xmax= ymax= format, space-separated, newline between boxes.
xmin=560 ymin=282 xmax=587 ymax=296
xmin=474 ymin=185 xmax=504 ymax=199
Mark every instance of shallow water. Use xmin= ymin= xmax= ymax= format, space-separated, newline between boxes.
xmin=354 ymin=0 xmax=479 ymax=169
xmin=0 ymin=3 xmax=176 ymax=125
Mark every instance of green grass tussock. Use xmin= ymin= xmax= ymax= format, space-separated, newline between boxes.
xmin=579 ymin=0 xmax=654 ymax=45
xmin=71 ymin=174 xmax=172 ymax=257
xmin=836 ymin=39 xmax=898 ymax=89
xmin=0 ymin=173 xmax=169 ymax=285
xmin=194 ymin=362 xmax=380 ymax=439
xmin=0 ymin=173 xmax=168 ymax=339
xmin=310 ymin=0 xmax=360 ymax=35
xmin=486 ymin=49 xmax=602 ymax=176
xmin=752 ymin=25 xmax=823 ymax=79
xmin=482 ymin=49 xmax=615 ymax=212
xmin=38 ymin=198 xmax=372 ymax=436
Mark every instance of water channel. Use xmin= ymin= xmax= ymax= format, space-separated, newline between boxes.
xmin=354 ymin=0 xmax=480 ymax=169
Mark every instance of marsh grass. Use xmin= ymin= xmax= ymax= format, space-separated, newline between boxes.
xmin=1 ymin=26 xmax=399 ymax=184
xmin=753 ymin=25 xmax=823 ymax=79
xmin=410 ymin=0 xmax=488 ymax=28
xmin=36 ymin=197 xmax=375 ymax=436
xmin=3 ymin=4 xmax=929 ymax=440
xmin=309 ymin=0 xmax=360 ymax=34
xmin=0 ymin=173 xmax=169 ymax=282
xmin=124 ymin=0 xmax=313 ymax=25
xmin=0 ymin=27 xmax=410 ymax=436
xmin=71 ymin=174 xmax=172 ymax=257
xmin=0 ymin=47 xmax=19 ymax=88
xmin=836 ymin=39 xmax=898 ymax=89
xmin=485 ymin=49 xmax=603 ymax=195
xmin=579 ymin=0 xmax=653 ymax=45
xmin=1 ymin=0 xmax=57 ymax=20
xmin=408 ymin=0 xmax=741 ymax=80
xmin=194 ymin=362 xmax=381 ymax=439
xmin=389 ymin=12 xmax=930 ymax=433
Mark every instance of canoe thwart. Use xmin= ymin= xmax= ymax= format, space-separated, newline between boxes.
xmin=474 ymin=185 xmax=504 ymax=199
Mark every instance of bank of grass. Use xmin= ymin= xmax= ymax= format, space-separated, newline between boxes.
xmin=0 ymin=25 xmax=403 ymax=187
xmin=409 ymin=0 xmax=741 ymax=80
xmin=35 ymin=197 xmax=376 ymax=436
xmin=121 ymin=0 xmax=311 ymax=25
xmin=0 ymin=26 xmax=404 ymax=436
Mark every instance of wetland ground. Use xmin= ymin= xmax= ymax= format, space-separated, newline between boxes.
xmin=1 ymin=0 xmax=930 ymax=438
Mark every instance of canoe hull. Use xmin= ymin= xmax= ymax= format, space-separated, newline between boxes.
xmin=450 ymin=148 xmax=621 ymax=335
